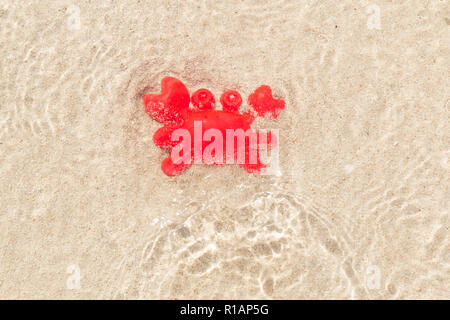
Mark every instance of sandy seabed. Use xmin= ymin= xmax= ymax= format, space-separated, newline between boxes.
xmin=0 ymin=0 xmax=448 ymax=299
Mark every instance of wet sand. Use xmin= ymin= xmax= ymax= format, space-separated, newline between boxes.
xmin=0 ymin=1 xmax=448 ymax=299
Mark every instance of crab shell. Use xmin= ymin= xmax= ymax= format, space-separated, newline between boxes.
xmin=142 ymin=77 xmax=284 ymax=176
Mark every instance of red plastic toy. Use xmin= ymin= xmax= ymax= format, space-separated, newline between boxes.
xmin=142 ymin=77 xmax=285 ymax=176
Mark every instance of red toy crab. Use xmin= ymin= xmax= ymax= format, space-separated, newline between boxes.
xmin=142 ymin=77 xmax=285 ymax=176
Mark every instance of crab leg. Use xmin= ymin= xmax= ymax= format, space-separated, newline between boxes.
xmin=153 ymin=123 xmax=179 ymax=149
xmin=240 ymin=158 xmax=267 ymax=175
xmin=161 ymin=156 xmax=191 ymax=176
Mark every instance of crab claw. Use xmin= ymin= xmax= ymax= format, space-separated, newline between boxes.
xmin=248 ymin=85 xmax=285 ymax=119
xmin=143 ymin=77 xmax=190 ymax=123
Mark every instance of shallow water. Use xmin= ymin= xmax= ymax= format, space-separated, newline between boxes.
xmin=0 ymin=1 xmax=448 ymax=299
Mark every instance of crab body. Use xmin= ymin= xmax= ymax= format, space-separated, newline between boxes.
xmin=143 ymin=77 xmax=284 ymax=176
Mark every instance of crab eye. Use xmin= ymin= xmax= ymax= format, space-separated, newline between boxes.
xmin=191 ymin=89 xmax=215 ymax=110
xmin=220 ymin=90 xmax=242 ymax=112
